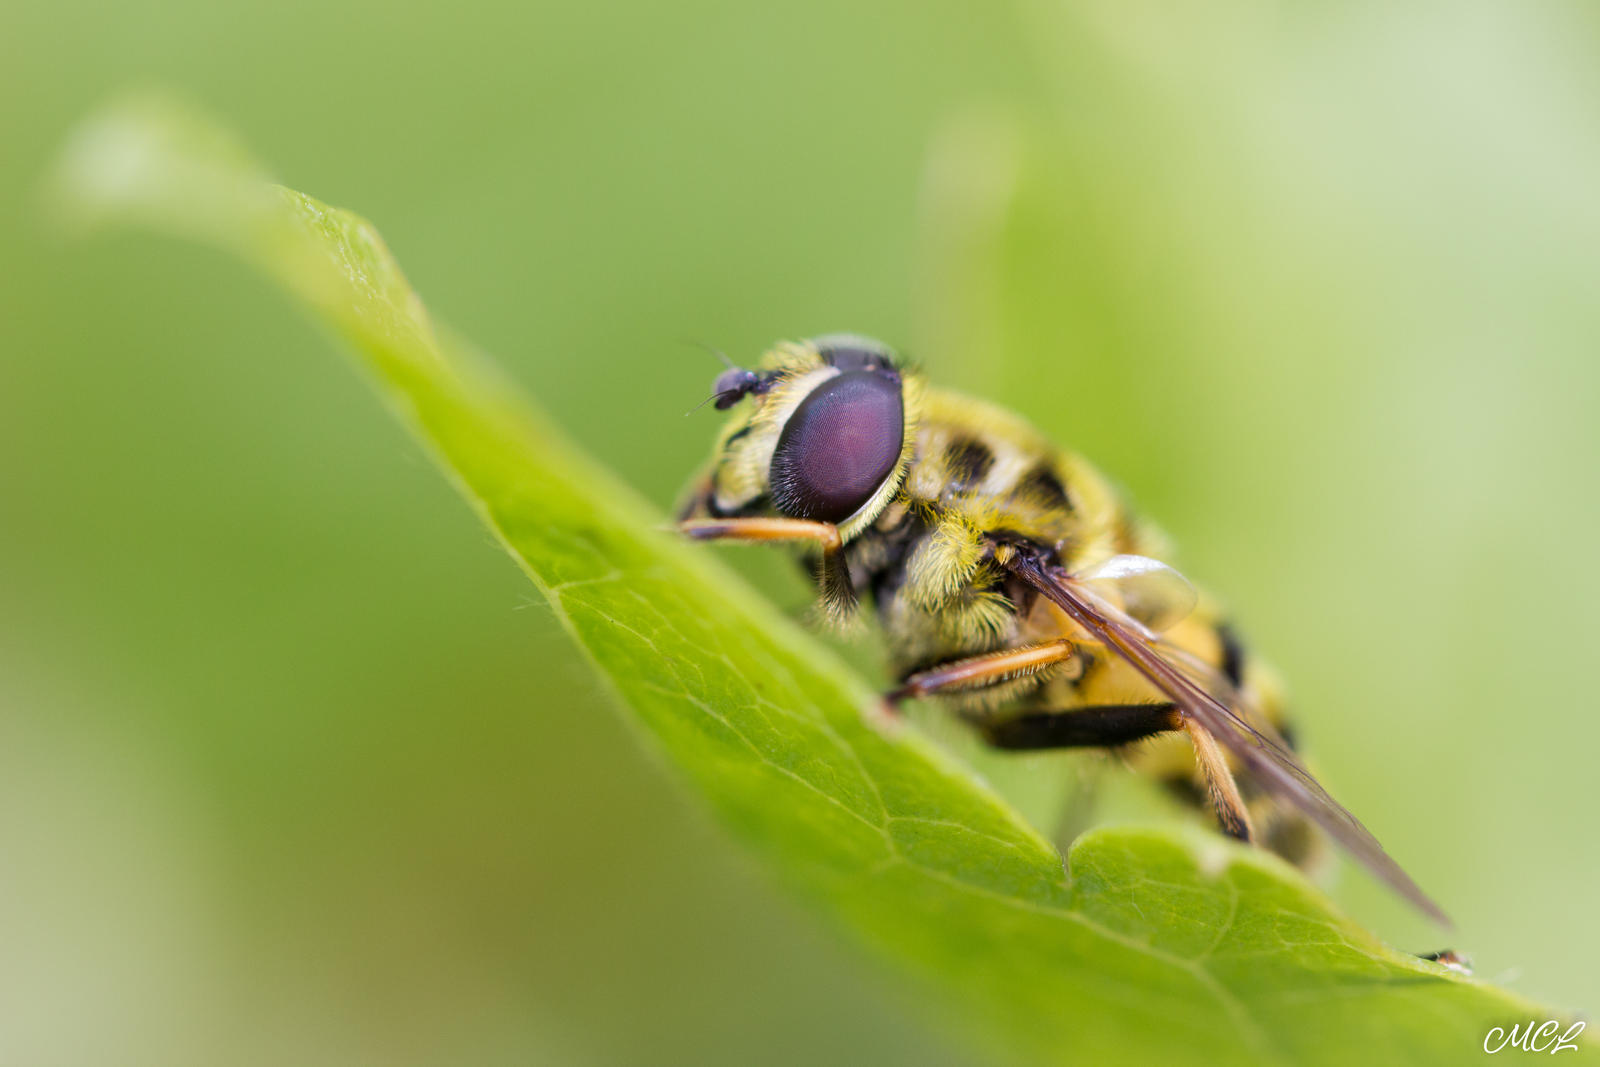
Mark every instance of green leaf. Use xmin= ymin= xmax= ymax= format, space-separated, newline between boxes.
xmin=52 ymin=93 xmax=1593 ymax=1066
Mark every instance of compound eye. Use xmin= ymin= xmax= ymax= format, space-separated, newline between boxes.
xmin=769 ymin=371 xmax=905 ymax=524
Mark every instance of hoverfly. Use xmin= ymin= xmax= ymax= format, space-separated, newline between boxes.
xmin=677 ymin=335 xmax=1446 ymax=923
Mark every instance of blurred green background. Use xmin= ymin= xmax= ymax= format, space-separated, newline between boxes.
xmin=4 ymin=0 xmax=1599 ymax=1063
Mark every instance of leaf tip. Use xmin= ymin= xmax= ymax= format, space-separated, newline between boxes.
xmin=46 ymin=90 xmax=271 ymax=239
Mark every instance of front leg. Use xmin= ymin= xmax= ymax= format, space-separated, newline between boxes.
xmin=678 ymin=517 xmax=856 ymax=620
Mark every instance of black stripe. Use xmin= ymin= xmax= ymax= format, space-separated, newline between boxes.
xmin=944 ymin=437 xmax=994 ymax=489
xmin=1017 ymin=463 xmax=1073 ymax=513
xmin=1216 ymin=622 xmax=1246 ymax=688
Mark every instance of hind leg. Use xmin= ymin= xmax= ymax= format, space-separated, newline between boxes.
xmin=887 ymin=643 xmax=1255 ymax=844
xmin=980 ymin=703 xmax=1254 ymax=844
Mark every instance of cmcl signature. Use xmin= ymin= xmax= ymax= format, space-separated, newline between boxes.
xmin=1484 ymin=1020 xmax=1586 ymax=1054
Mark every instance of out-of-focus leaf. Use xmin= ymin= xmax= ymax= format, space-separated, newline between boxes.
xmin=52 ymin=94 xmax=1593 ymax=1066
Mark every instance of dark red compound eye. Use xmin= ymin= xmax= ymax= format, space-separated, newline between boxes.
xmin=769 ymin=370 xmax=905 ymax=524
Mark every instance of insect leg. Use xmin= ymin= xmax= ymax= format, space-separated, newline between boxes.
xmin=1180 ymin=719 xmax=1255 ymax=843
xmin=980 ymin=703 xmax=1180 ymax=749
xmin=679 ymin=517 xmax=854 ymax=614
xmin=980 ymin=704 xmax=1254 ymax=843
xmin=679 ymin=516 xmax=842 ymax=548
xmin=884 ymin=640 xmax=1076 ymax=708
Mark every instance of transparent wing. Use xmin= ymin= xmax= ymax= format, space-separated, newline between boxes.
xmin=1076 ymin=554 xmax=1198 ymax=637
xmin=1151 ymin=635 xmax=1302 ymax=751
xmin=1056 ymin=554 xmax=1273 ymax=730
xmin=1075 ymin=557 xmax=1289 ymax=742
xmin=1003 ymin=550 xmax=1450 ymax=926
